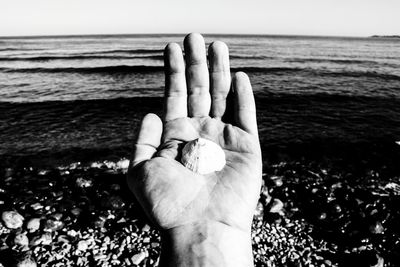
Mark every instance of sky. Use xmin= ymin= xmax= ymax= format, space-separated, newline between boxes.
xmin=1 ymin=0 xmax=399 ymax=37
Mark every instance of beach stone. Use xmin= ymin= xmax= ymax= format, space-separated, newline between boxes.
xmin=142 ymin=224 xmax=151 ymax=232
xmin=2 ymin=211 xmax=24 ymax=229
xmin=31 ymin=233 xmax=52 ymax=246
xmin=103 ymin=160 xmax=116 ymax=169
xmin=270 ymin=176 xmax=283 ymax=187
xmin=77 ymin=240 xmax=89 ymax=251
xmin=16 ymin=258 xmax=37 ymax=267
xmin=30 ymin=203 xmax=43 ymax=211
xmin=131 ymin=251 xmax=146 ymax=265
xmin=369 ymin=221 xmax=384 ymax=234
xmin=90 ymin=162 xmax=104 ymax=168
xmin=117 ymin=159 xmax=130 ymax=170
xmin=14 ymin=233 xmax=29 ymax=247
xmin=45 ymin=219 xmax=64 ymax=231
xmin=254 ymin=202 xmax=264 ymax=220
xmin=269 ymin=199 xmax=284 ymax=214
xmin=75 ymin=177 xmax=93 ymax=188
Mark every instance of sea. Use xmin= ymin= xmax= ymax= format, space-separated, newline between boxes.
xmin=0 ymin=34 xmax=400 ymax=167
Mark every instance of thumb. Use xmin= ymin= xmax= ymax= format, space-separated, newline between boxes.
xmin=130 ymin=113 xmax=163 ymax=168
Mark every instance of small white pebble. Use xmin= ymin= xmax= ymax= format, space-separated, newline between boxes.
xmin=2 ymin=211 xmax=24 ymax=229
xmin=16 ymin=258 xmax=37 ymax=267
xmin=27 ymin=218 xmax=41 ymax=233
xmin=67 ymin=229 xmax=78 ymax=237
xmin=77 ymin=240 xmax=89 ymax=251
xmin=14 ymin=233 xmax=29 ymax=247
xmin=131 ymin=251 xmax=146 ymax=265
xmin=116 ymin=159 xmax=130 ymax=170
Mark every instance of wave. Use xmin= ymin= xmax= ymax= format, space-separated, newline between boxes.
xmin=2 ymin=65 xmax=400 ymax=81
xmin=0 ymin=54 xmax=163 ymax=61
xmin=230 ymin=67 xmax=400 ymax=81
xmin=286 ymin=57 xmax=400 ymax=68
xmin=1 ymin=95 xmax=399 ymax=165
xmin=0 ymin=47 xmax=45 ymax=52
xmin=82 ymin=48 xmax=164 ymax=55
xmin=230 ymin=54 xmax=274 ymax=60
xmin=287 ymin=58 xmax=373 ymax=64
xmin=2 ymin=65 xmax=164 ymax=74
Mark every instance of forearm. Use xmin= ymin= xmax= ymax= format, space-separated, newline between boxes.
xmin=159 ymin=221 xmax=254 ymax=267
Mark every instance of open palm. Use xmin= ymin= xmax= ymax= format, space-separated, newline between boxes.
xmin=127 ymin=33 xmax=262 ymax=234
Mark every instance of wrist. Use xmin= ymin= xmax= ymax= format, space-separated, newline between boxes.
xmin=159 ymin=220 xmax=254 ymax=267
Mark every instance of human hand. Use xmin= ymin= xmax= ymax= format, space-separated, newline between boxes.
xmin=127 ymin=33 xmax=262 ymax=267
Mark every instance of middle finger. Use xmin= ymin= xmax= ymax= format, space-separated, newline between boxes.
xmin=184 ymin=33 xmax=211 ymax=117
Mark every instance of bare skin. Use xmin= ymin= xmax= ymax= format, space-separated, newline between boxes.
xmin=127 ymin=33 xmax=262 ymax=267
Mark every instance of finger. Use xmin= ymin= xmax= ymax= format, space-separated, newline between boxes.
xmin=233 ymin=72 xmax=258 ymax=136
xmin=131 ymin=113 xmax=163 ymax=168
xmin=184 ymin=33 xmax=211 ymax=117
xmin=208 ymin=41 xmax=231 ymax=118
xmin=164 ymin=43 xmax=187 ymax=121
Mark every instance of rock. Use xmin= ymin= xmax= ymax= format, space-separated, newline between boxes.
xmin=103 ymin=160 xmax=116 ymax=169
xmin=16 ymin=258 xmax=37 ymax=267
xmin=68 ymin=162 xmax=81 ymax=169
xmin=30 ymin=203 xmax=43 ymax=211
xmin=31 ymin=233 xmax=52 ymax=246
xmin=45 ymin=219 xmax=64 ymax=231
xmin=270 ymin=176 xmax=283 ymax=187
xmin=77 ymin=240 xmax=89 ymax=251
xmin=254 ymin=202 xmax=264 ymax=220
xmin=181 ymin=138 xmax=226 ymax=175
xmin=369 ymin=221 xmax=384 ymax=234
xmin=269 ymin=199 xmax=284 ymax=214
xmin=90 ymin=162 xmax=104 ymax=168
xmin=75 ymin=177 xmax=93 ymax=188
xmin=67 ymin=229 xmax=78 ymax=237
xmin=26 ymin=218 xmax=41 ymax=233
xmin=14 ymin=233 xmax=29 ymax=247
xmin=116 ymin=159 xmax=130 ymax=170
xmin=2 ymin=211 xmax=24 ymax=229
xmin=142 ymin=224 xmax=151 ymax=232
xmin=131 ymin=251 xmax=146 ymax=265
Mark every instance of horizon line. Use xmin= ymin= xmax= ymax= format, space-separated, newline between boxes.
xmin=0 ymin=32 xmax=382 ymax=39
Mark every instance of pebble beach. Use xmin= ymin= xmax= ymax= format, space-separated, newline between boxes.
xmin=1 ymin=156 xmax=400 ymax=267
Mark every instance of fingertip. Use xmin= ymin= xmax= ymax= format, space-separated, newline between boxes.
xmin=164 ymin=43 xmax=184 ymax=74
xmin=164 ymin=42 xmax=181 ymax=55
xmin=184 ymin=32 xmax=204 ymax=46
xmin=233 ymin=72 xmax=250 ymax=86
xmin=142 ymin=113 xmax=162 ymax=132
xmin=184 ymin=33 xmax=207 ymax=64
xmin=233 ymin=72 xmax=253 ymax=102
xmin=208 ymin=41 xmax=229 ymax=56
xmin=138 ymin=113 xmax=163 ymax=147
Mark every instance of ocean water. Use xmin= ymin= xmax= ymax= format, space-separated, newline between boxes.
xmin=0 ymin=34 xmax=399 ymax=164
